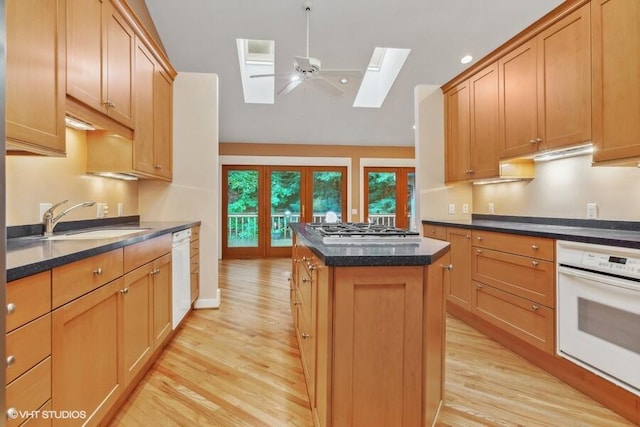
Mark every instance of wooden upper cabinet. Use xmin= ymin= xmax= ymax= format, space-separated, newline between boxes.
xmin=6 ymin=0 xmax=66 ymax=156
xmin=132 ymin=40 xmax=173 ymax=180
xmin=469 ymin=63 xmax=500 ymax=179
xmin=444 ymin=81 xmax=471 ymax=183
xmin=445 ymin=62 xmax=500 ymax=182
xmin=537 ymin=4 xmax=591 ymax=152
xmin=67 ymin=0 xmax=134 ymax=128
xmin=499 ymin=40 xmax=539 ymax=158
xmin=500 ymin=4 xmax=591 ymax=158
xmin=592 ymin=0 xmax=640 ymax=164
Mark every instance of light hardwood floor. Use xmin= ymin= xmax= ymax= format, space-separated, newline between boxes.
xmin=111 ymin=258 xmax=634 ymax=426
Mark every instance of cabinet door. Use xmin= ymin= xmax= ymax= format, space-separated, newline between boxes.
xmin=122 ymin=264 xmax=153 ymax=386
xmin=446 ymin=228 xmax=472 ymax=311
xmin=333 ymin=266 xmax=424 ymax=426
xmin=104 ymin=4 xmax=134 ymax=127
xmin=6 ymin=0 xmax=65 ymax=155
xmin=469 ymin=63 xmax=500 ymax=179
xmin=152 ymin=253 xmax=172 ymax=348
xmin=537 ymin=4 xmax=591 ymax=151
xmin=66 ymin=0 xmax=104 ymax=113
xmin=444 ymin=81 xmax=471 ymax=182
xmin=133 ymin=40 xmax=156 ymax=176
xmin=153 ymin=68 xmax=174 ymax=180
xmin=499 ymin=39 xmax=538 ymax=158
xmin=52 ymin=278 xmax=124 ymax=426
xmin=592 ymin=0 xmax=640 ymax=163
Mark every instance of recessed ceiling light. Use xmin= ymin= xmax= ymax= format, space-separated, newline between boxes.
xmin=339 ymin=78 xmax=348 ymax=84
xmin=460 ymin=55 xmax=473 ymax=64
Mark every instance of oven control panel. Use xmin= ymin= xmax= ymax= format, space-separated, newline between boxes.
xmin=581 ymin=252 xmax=640 ymax=275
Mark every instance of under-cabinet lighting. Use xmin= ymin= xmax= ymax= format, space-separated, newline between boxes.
xmin=473 ymin=178 xmax=523 ymax=186
xmin=89 ymin=172 xmax=138 ymax=181
xmin=533 ymin=144 xmax=593 ymax=162
xmin=65 ymin=116 xmax=95 ymax=131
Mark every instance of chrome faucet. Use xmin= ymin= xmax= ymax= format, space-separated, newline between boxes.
xmin=42 ymin=200 xmax=96 ymax=236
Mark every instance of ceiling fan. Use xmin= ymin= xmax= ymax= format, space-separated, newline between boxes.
xmin=250 ymin=1 xmax=363 ymax=96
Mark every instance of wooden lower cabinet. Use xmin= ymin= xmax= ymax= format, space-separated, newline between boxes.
xmin=122 ymin=265 xmax=153 ymax=386
xmin=446 ymin=228 xmax=472 ymax=310
xmin=152 ymin=253 xmax=172 ymax=347
xmin=52 ymin=278 xmax=125 ymax=426
xmin=472 ymin=281 xmax=554 ymax=354
xmin=291 ymin=238 xmax=448 ymax=427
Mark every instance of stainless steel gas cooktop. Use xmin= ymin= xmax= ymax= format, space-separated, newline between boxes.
xmin=306 ymin=222 xmax=422 ymax=245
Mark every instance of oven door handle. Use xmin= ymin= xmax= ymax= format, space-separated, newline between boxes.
xmin=558 ymin=265 xmax=640 ymax=293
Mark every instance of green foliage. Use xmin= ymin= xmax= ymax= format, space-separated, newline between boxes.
xmin=368 ymin=172 xmax=396 ymax=214
xmin=227 ymin=170 xmax=259 ymax=214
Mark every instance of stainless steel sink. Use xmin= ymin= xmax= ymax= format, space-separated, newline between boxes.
xmin=46 ymin=228 xmax=149 ymax=240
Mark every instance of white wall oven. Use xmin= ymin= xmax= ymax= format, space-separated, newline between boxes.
xmin=557 ymin=240 xmax=640 ymax=396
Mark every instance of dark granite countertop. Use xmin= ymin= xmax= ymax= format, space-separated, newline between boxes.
xmin=291 ymin=223 xmax=450 ymax=267
xmin=422 ymin=215 xmax=640 ymax=249
xmin=7 ymin=219 xmax=200 ymax=282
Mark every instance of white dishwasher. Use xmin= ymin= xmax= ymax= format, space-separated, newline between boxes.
xmin=172 ymin=229 xmax=192 ymax=329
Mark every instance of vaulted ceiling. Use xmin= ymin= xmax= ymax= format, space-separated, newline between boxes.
xmin=145 ymin=0 xmax=564 ymax=147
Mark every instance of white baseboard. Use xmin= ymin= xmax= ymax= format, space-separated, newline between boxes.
xmin=193 ymin=288 xmax=221 ymax=309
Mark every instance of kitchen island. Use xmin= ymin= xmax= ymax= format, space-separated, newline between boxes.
xmin=289 ymin=223 xmax=450 ymax=427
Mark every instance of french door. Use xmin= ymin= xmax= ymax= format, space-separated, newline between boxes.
xmin=222 ymin=165 xmax=347 ymax=258
xmin=363 ymin=167 xmax=416 ymax=230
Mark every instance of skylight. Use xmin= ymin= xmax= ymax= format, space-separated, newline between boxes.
xmin=236 ymin=38 xmax=275 ymax=104
xmin=353 ymin=47 xmax=411 ymax=108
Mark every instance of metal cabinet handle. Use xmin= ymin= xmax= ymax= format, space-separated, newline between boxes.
xmin=430 ymin=228 xmax=436 ymax=234
xmin=476 ymin=283 xmax=483 ymax=289
xmin=6 ymin=355 xmax=16 ymax=367
xmin=531 ymin=305 xmax=539 ymax=311
xmin=293 ymin=301 xmax=300 ymax=305
xmin=302 ymin=277 xmax=308 ymax=283
xmin=476 ymin=236 xmax=483 ymax=241
xmin=120 ymin=288 xmax=129 ymax=295
xmin=476 ymin=249 xmax=483 ymax=254
xmin=308 ymin=264 xmax=316 ymax=271
xmin=465 ymin=235 xmax=471 ymax=239
xmin=93 ymin=267 xmax=103 ymax=275
xmin=531 ymin=260 xmax=539 ymax=267
xmin=531 ymin=244 xmax=539 ymax=250
xmin=442 ymin=264 xmax=453 ymax=271
xmin=535 ymin=138 xmax=543 ymax=143
xmin=529 ymin=139 xmax=537 ymax=144
xmin=154 ymin=164 xmax=163 ymax=169
xmin=6 ymin=303 xmax=16 ymax=315
xmin=302 ymin=333 xmax=310 ymax=339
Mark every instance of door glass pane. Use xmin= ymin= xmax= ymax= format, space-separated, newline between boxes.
xmin=270 ymin=170 xmax=301 ymax=247
xmin=407 ymin=172 xmax=416 ymax=231
xmin=367 ymin=171 xmax=397 ymax=227
xmin=313 ymin=171 xmax=343 ymax=223
xmin=227 ymin=170 xmax=259 ymax=247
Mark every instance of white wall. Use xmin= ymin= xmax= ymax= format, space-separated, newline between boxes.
xmin=414 ymin=85 xmax=472 ymax=225
xmin=139 ymin=72 xmax=220 ymax=308
xmin=6 ymin=128 xmax=139 ymax=226
xmin=473 ymin=154 xmax=640 ymax=220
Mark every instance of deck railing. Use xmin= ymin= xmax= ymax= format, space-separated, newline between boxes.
xmin=227 ymin=213 xmax=410 ymax=244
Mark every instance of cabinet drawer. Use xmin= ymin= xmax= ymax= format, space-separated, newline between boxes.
xmin=21 ymin=400 xmax=52 ymax=427
xmin=472 ymin=248 xmax=554 ymax=307
xmin=299 ymin=268 xmax=313 ymax=316
xmin=6 ymin=271 xmax=51 ymax=333
xmin=472 ymin=282 xmax=554 ymax=354
xmin=472 ymin=230 xmax=554 ymax=261
xmin=424 ymin=224 xmax=448 ymax=241
xmin=6 ymin=313 xmax=51 ymax=384
xmin=124 ymin=234 xmax=171 ymax=273
xmin=190 ymin=239 xmax=200 ymax=257
xmin=52 ymin=249 xmax=124 ymax=308
xmin=6 ymin=357 xmax=52 ymax=427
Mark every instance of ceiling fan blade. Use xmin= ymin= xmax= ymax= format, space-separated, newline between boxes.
xmin=321 ymin=69 xmax=364 ymax=78
xmin=316 ymin=76 xmax=344 ymax=95
xmin=250 ymin=73 xmax=291 ymax=79
xmin=277 ymin=79 xmax=302 ymax=95
xmin=294 ymin=56 xmax=312 ymax=70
